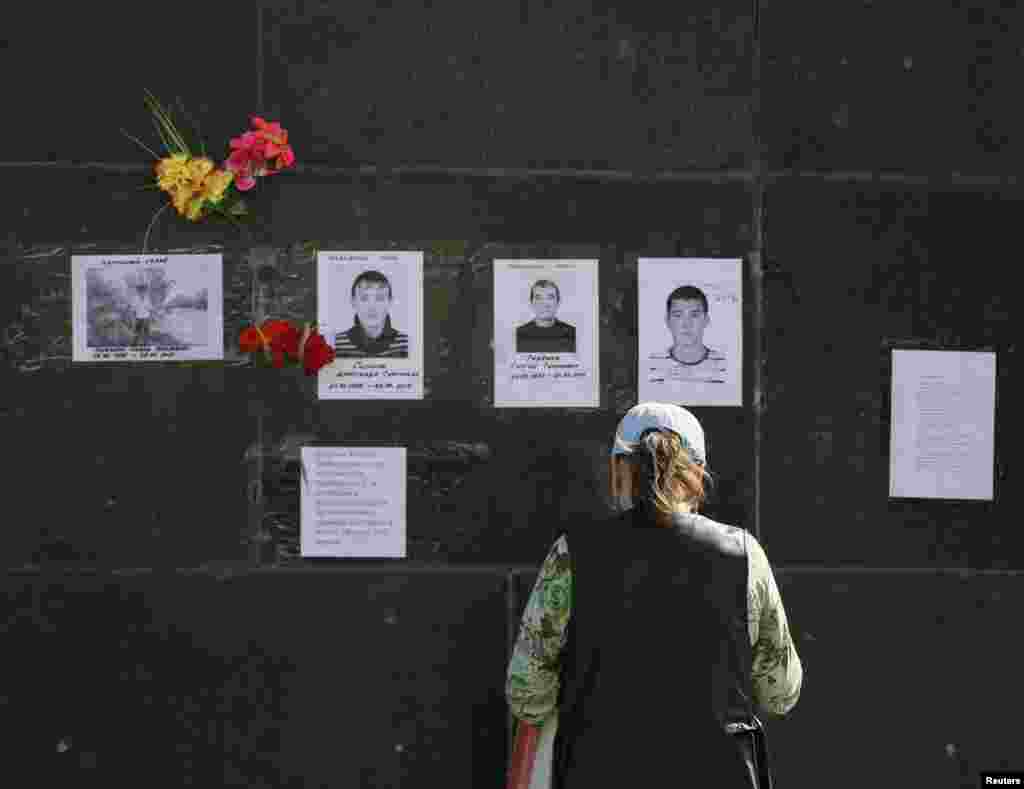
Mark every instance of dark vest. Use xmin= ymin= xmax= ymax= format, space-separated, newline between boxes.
xmin=552 ymin=504 xmax=755 ymax=787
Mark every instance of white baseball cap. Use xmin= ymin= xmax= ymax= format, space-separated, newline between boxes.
xmin=610 ymin=402 xmax=706 ymax=465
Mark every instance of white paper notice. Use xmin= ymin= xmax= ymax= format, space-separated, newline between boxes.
xmin=637 ymin=258 xmax=742 ymax=407
xmin=889 ymin=349 xmax=996 ymax=500
xmin=317 ymin=251 xmax=424 ymax=400
xmin=493 ymin=259 xmax=600 ymax=407
xmin=71 ymin=254 xmax=224 ymax=362
xmin=301 ymin=447 xmax=407 ymax=557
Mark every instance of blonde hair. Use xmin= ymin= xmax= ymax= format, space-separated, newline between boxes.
xmin=609 ymin=429 xmax=712 ymax=522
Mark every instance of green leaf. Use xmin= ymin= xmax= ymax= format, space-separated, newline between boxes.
xmin=174 ymin=95 xmax=206 ymax=157
xmin=144 ymin=89 xmax=191 ymax=156
xmin=120 ymin=128 xmax=160 ymax=159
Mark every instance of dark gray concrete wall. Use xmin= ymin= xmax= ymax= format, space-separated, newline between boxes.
xmin=1 ymin=2 xmax=1020 ymax=786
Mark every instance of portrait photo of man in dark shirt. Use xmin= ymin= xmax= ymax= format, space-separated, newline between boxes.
xmin=515 ymin=279 xmax=576 ymax=354
xmin=334 ymin=269 xmax=409 ymax=358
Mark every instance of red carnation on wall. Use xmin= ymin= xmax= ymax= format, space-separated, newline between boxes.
xmin=301 ymin=331 xmax=335 ymax=376
xmin=238 ymin=319 xmax=334 ymax=375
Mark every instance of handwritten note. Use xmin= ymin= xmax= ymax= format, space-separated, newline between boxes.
xmin=300 ymin=447 xmax=407 ymax=557
xmin=889 ymin=349 xmax=996 ymax=500
xmin=323 ymin=360 xmax=422 ymax=397
xmin=509 ymin=354 xmax=588 ymax=382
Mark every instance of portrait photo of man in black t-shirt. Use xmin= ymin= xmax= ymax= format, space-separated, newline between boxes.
xmin=515 ymin=279 xmax=576 ymax=354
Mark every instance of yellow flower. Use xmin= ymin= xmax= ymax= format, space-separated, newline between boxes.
xmin=199 ymin=169 xmax=233 ymax=205
xmin=187 ymin=157 xmax=215 ymax=182
xmin=155 ymin=156 xmax=234 ymax=221
xmin=155 ymin=153 xmax=191 ymax=192
xmin=169 ymin=184 xmax=196 ymax=216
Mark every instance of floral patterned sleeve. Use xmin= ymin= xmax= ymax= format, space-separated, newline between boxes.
xmin=745 ymin=532 xmax=803 ymax=717
xmin=505 ymin=535 xmax=572 ymax=726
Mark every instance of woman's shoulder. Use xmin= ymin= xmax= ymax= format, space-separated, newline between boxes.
xmin=685 ymin=514 xmax=748 ymax=559
xmin=697 ymin=518 xmax=776 ymax=579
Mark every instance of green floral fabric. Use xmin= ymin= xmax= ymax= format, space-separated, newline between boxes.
xmin=746 ymin=532 xmax=804 ymax=717
xmin=506 ymin=528 xmax=803 ymax=725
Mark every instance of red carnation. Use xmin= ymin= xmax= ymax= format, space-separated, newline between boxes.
xmin=239 ymin=326 xmax=264 ymax=354
xmin=301 ymin=331 xmax=335 ymax=375
xmin=259 ymin=319 xmax=293 ymax=343
xmin=268 ymin=321 xmax=302 ymax=359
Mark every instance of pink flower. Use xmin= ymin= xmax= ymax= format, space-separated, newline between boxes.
xmin=276 ymin=146 xmax=296 ymax=168
xmin=249 ymin=116 xmax=296 ymax=172
xmin=224 ymin=116 xmax=296 ymax=190
xmin=225 ymin=133 xmax=266 ymax=190
xmin=232 ymin=172 xmax=257 ymax=191
xmin=252 ymin=117 xmax=287 ymax=144
xmin=230 ymin=131 xmax=261 ymax=150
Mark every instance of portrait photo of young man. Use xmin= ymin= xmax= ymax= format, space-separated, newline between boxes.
xmin=638 ymin=257 xmax=743 ymax=406
xmin=334 ymin=269 xmax=410 ymax=359
xmin=648 ymin=285 xmax=727 ymax=381
xmin=515 ymin=279 xmax=576 ymax=354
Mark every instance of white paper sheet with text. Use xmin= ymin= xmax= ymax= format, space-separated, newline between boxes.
xmin=317 ymin=251 xmax=424 ymax=400
xmin=889 ymin=349 xmax=996 ymax=500
xmin=300 ymin=447 xmax=407 ymax=557
xmin=637 ymin=257 xmax=743 ymax=407
xmin=493 ymin=259 xmax=600 ymax=408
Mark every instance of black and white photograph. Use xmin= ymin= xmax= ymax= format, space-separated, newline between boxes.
xmin=515 ymin=279 xmax=577 ymax=354
xmin=638 ymin=258 xmax=742 ymax=406
xmin=494 ymin=259 xmax=599 ymax=407
xmin=317 ymin=250 xmax=424 ymax=399
xmin=71 ymin=254 xmax=224 ymax=362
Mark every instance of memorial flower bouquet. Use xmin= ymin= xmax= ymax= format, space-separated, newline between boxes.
xmin=239 ymin=319 xmax=335 ymax=375
xmin=124 ymin=91 xmax=296 ymax=245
